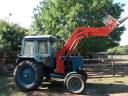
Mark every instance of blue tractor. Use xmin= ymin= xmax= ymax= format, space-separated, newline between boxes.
xmin=14 ymin=15 xmax=125 ymax=93
xmin=14 ymin=35 xmax=87 ymax=93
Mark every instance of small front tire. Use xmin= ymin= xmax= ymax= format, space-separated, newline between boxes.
xmin=65 ymin=73 xmax=86 ymax=94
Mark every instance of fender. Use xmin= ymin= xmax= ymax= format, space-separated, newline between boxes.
xmin=16 ymin=56 xmax=37 ymax=65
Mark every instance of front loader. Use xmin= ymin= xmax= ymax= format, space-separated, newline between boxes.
xmin=14 ymin=15 xmax=128 ymax=93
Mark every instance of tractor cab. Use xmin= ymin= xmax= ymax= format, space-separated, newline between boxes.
xmin=19 ymin=35 xmax=56 ymax=64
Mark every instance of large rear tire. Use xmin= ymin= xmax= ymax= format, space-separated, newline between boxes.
xmin=65 ymin=73 xmax=86 ymax=94
xmin=14 ymin=60 xmax=43 ymax=91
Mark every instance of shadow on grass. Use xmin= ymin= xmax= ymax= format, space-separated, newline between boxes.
xmin=40 ymin=81 xmax=66 ymax=93
xmin=1 ymin=74 xmax=128 ymax=96
xmin=27 ymin=81 xmax=66 ymax=96
xmin=85 ymin=83 xmax=128 ymax=95
xmin=28 ymin=80 xmax=128 ymax=96
xmin=0 ymin=74 xmax=15 ymax=95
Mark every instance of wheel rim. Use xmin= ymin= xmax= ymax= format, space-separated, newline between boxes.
xmin=68 ymin=77 xmax=82 ymax=92
xmin=18 ymin=67 xmax=36 ymax=86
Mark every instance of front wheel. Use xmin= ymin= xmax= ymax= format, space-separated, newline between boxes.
xmin=65 ymin=73 xmax=86 ymax=94
xmin=14 ymin=60 xmax=43 ymax=91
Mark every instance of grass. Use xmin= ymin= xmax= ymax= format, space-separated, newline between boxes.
xmin=0 ymin=74 xmax=26 ymax=96
xmin=0 ymin=73 xmax=128 ymax=96
xmin=87 ymin=76 xmax=128 ymax=95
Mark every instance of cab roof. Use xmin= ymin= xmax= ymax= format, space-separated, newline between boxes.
xmin=24 ymin=35 xmax=56 ymax=41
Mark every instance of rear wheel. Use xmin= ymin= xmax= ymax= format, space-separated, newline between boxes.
xmin=14 ymin=60 xmax=43 ymax=91
xmin=65 ymin=74 xmax=86 ymax=93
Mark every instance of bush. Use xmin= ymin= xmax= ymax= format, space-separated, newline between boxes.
xmin=107 ymin=46 xmax=125 ymax=55
xmin=0 ymin=20 xmax=28 ymax=52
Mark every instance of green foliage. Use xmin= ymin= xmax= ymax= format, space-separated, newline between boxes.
xmin=32 ymin=0 xmax=125 ymax=55
xmin=107 ymin=45 xmax=128 ymax=55
xmin=123 ymin=45 xmax=128 ymax=53
xmin=107 ymin=46 xmax=124 ymax=55
xmin=0 ymin=20 xmax=28 ymax=52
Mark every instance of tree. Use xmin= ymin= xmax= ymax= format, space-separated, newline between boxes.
xmin=0 ymin=20 xmax=28 ymax=52
xmin=32 ymin=0 xmax=125 ymax=57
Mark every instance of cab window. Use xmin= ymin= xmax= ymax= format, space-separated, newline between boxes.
xmin=38 ymin=41 xmax=48 ymax=54
xmin=24 ymin=41 xmax=34 ymax=56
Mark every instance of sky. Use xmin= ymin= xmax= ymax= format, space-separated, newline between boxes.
xmin=0 ymin=0 xmax=128 ymax=46
xmin=0 ymin=0 xmax=41 ymax=28
xmin=114 ymin=0 xmax=128 ymax=46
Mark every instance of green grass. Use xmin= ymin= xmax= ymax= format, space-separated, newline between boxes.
xmin=87 ymin=76 xmax=128 ymax=95
xmin=0 ymin=73 xmax=128 ymax=96
xmin=0 ymin=74 xmax=26 ymax=96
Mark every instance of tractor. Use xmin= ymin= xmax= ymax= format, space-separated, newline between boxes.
xmin=14 ymin=15 xmax=128 ymax=93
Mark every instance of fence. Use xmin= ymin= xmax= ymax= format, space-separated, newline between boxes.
xmin=108 ymin=55 xmax=128 ymax=60
xmin=0 ymin=52 xmax=128 ymax=76
xmin=84 ymin=55 xmax=128 ymax=77
xmin=0 ymin=51 xmax=18 ymax=74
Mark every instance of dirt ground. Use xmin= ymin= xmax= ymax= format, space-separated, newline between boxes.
xmin=0 ymin=72 xmax=128 ymax=96
xmin=0 ymin=61 xmax=128 ymax=96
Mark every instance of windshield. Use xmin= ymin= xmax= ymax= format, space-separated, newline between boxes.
xmin=24 ymin=41 xmax=34 ymax=56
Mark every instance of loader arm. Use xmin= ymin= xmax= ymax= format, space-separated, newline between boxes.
xmin=56 ymin=16 xmax=128 ymax=74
